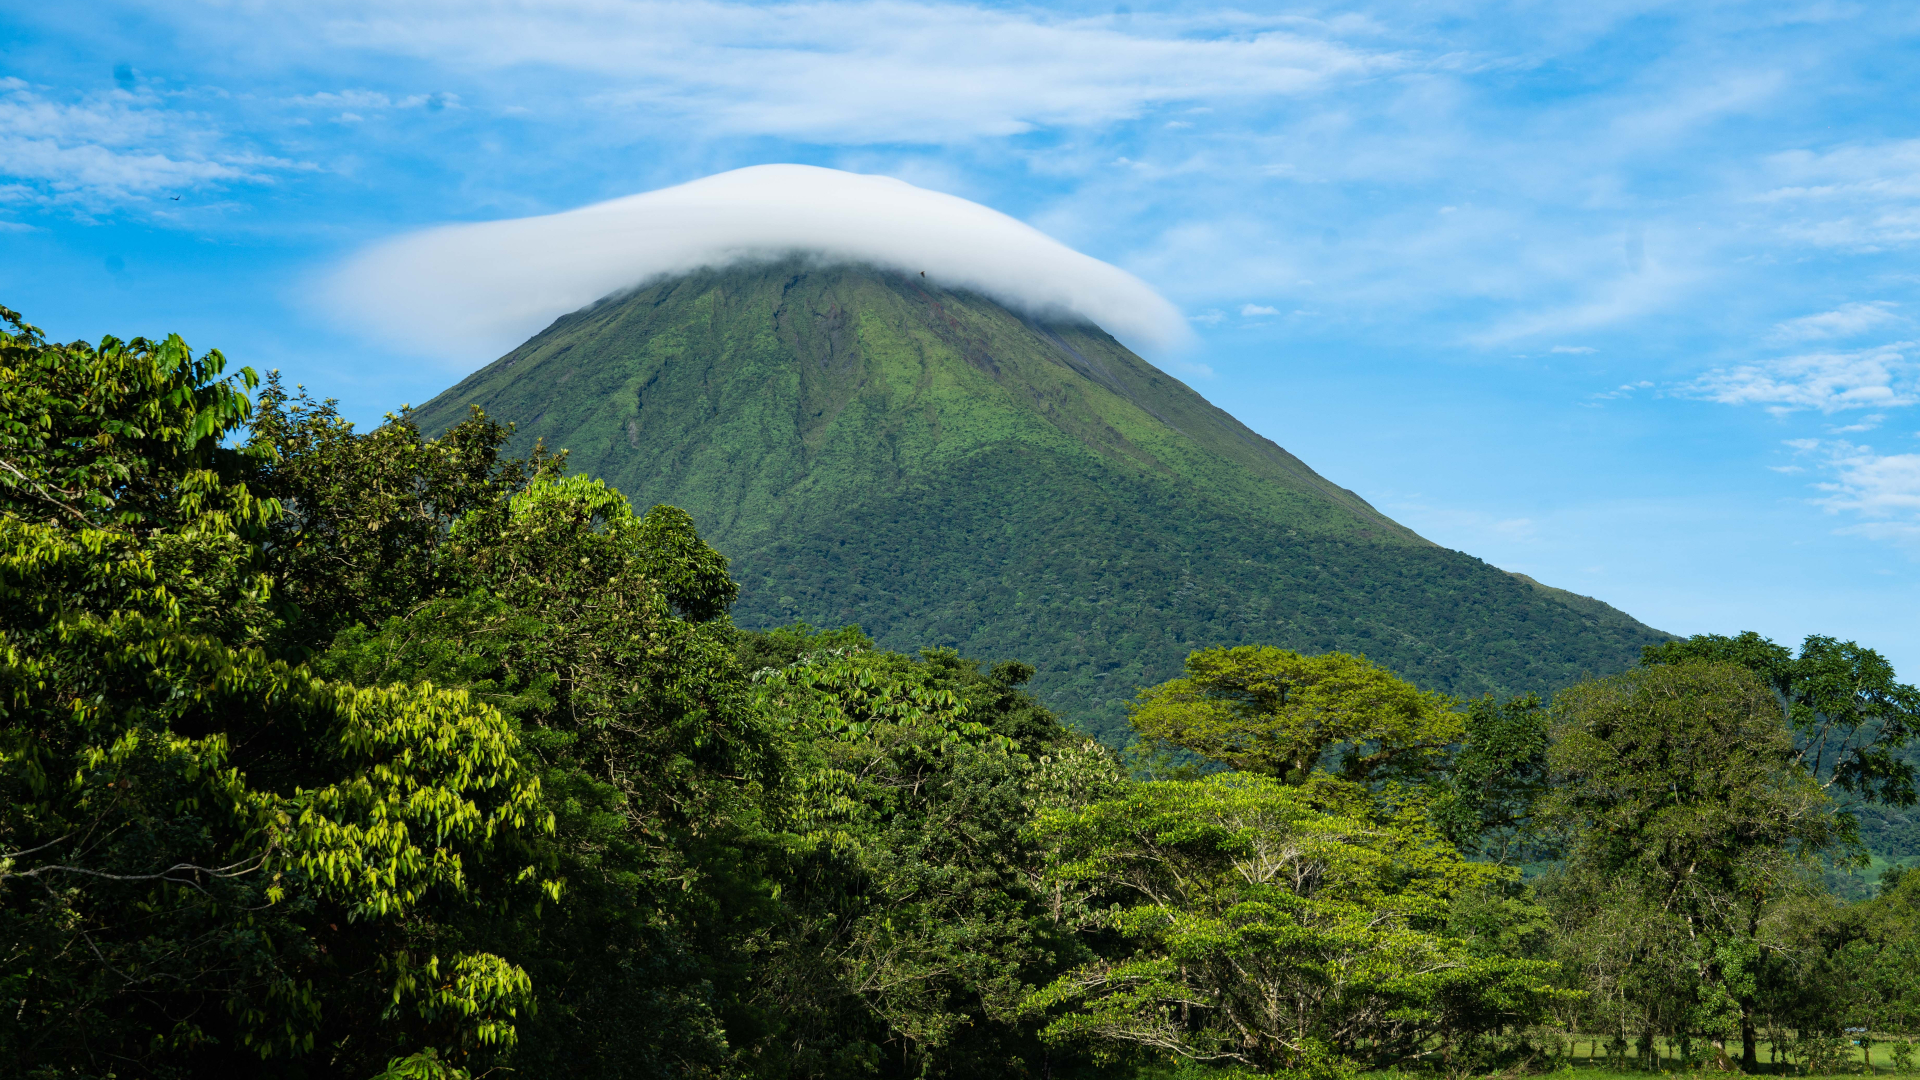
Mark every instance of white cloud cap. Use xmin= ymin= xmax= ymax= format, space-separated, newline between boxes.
xmin=321 ymin=164 xmax=1191 ymax=365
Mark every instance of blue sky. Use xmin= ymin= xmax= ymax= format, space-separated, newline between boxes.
xmin=3 ymin=0 xmax=1918 ymax=675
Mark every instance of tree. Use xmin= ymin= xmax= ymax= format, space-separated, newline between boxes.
xmin=309 ymin=469 xmax=778 ymax=1080
xmin=1540 ymin=660 xmax=1846 ymax=1072
xmin=3 ymin=310 xmax=779 ymax=1079
xmin=1791 ymin=857 xmax=1920 ymax=1066
xmin=742 ymin=627 xmax=1113 ymax=1078
xmin=0 ymin=308 xmax=550 ymax=1078
xmin=1025 ymin=772 xmax=1565 ymax=1074
xmin=1643 ymin=632 xmax=1920 ymax=807
xmin=0 ymin=306 xmax=263 ymax=534
xmin=1428 ymin=693 xmax=1552 ymax=864
xmin=246 ymin=375 xmax=564 ymax=652
xmin=1128 ymin=647 xmax=1461 ymax=785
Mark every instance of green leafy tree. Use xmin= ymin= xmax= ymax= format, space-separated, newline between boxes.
xmin=1644 ymin=632 xmax=1920 ymax=807
xmin=1540 ymin=659 xmax=1847 ymax=1072
xmin=743 ymin=629 xmax=1113 ymax=1078
xmin=1025 ymin=772 xmax=1565 ymax=1074
xmin=1820 ymin=860 xmax=1920 ymax=1057
xmin=1128 ymin=646 xmax=1462 ymax=785
xmin=246 ymin=375 xmax=564 ymax=651
xmin=0 ymin=308 xmax=549 ymax=1078
xmin=311 ymin=468 xmax=778 ymax=1079
xmin=1428 ymin=693 xmax=1552 ymax=864
xmin=1132 ymin=649 xmax=1553 ymax=863
xmin=0 ymin=306 xmax=263 ymax=534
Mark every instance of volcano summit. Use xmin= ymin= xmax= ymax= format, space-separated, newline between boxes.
xmin=410 ymin=255 xmax=1666 ymax=740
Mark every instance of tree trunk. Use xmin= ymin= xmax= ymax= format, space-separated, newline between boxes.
xmin=1742 ymin=1010 xmax=1760 ymax=1073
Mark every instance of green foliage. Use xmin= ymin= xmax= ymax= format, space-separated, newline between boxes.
xmin=0 ymin=304 xmax=265 ymax=534
xmin=1544 ymin=661 xmax=1844 ymax=885
xmin=1825 ymin=864 xmax=1920 ymax=1042
xmin=1644 ymin=633 xmax=1920 ymax=893
xmin=1427 ymin=693 xmax=1551 ymax=863
xmin=1026 ymin=772 xmax=1567 ymax=1073
xmin=1644 ymin=631 xmax=1920 ymax=807
xmin=311 ymin=468 xmax=778 ymax=1079
xmin=1129 ymin=652 xmax=1553 ymax=864
xmin=1127 ymin=646 xmax=1462 ymax=785
xmin=248 ymin=375 xmax=562 ymax=649
xmin=0 ymin=314 xmax=549 ymax=1077
xmin=370 ymin=1047 xmax=471 ymax=1080
xmin=741 ymin=626 xmax=1115 ymax=1077
xmin=409 ymin=262 xmax=1670 ymax=741
xmin=14 ymin=299 xmax=1919 ymax=1080
xmin=1540 ymin=660 xmax=1849 ymax=1070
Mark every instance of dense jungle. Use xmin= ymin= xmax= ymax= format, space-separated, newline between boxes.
xmin=4 ymin=309 xmax=1918 ymax=1080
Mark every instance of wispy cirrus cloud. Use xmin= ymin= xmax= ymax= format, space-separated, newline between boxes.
xmin=285 ymin=89 xmax=460 ymax=111
xmin=14 ymin=0 xmax=1892 ymax=352
xmin=1829 ymin=414 xmax=1886 ymax=434
xmin=0 ymin=78 xmax=302 ymax=211
xmin=1688 ymin=342 xmax=1917 ymax=415
xmin=1691 ymin=299 xmax=1920 ymax=550
xmin=1781 ymin=438 xmax=1920 ymax=546
xmin=1760 ymin=139 xmax=1920 ymax=250
xmin=259 ymin=0 xmax=1403 ymax=143
xmin=1589 ymin=380 xmax=1654 ymax=403
xmin=1768 ymin=301 xmax=1902 ymax=343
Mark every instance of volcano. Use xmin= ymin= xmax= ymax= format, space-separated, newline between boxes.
xmin=412 ymin=260 xmax=1665 ymax=740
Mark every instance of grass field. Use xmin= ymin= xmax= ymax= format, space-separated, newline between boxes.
xmin=1545 ymin=1058 xmax=1915 ymax=1075
xmin=1122 ymin=1038 xmax=1920 ymax=1080
xmin=1553 ymin=1036 xmax=1914 ymax=1073
xmin=1505 ymin=1060 xmax=1912 ymax=1068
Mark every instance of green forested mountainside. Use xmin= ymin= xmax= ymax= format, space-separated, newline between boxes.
xmin=414 ymin=261 xmax=1669 ymax=739
xmin=416 ymin=260 xmax=1411 ymax=547
xmin=724 ymin=443 xmax=1664 ymax=743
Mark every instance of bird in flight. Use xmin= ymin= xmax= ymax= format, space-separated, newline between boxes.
xmin=170 ymin=195 xmax=181 ymax=201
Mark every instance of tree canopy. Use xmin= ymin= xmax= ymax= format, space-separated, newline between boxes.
xmin=5 ymin=305 xmax=1918 ymax=1080
xmin=1643 ymin=632 xmax=1920 ymax=807
xmin=1128 ymin=646 xmax=1462 ymax=785
xmin=0 ymin=308 xmax=552 ymax=1076
xmin=1027 ymin=771 xmax=1565 ymax=1074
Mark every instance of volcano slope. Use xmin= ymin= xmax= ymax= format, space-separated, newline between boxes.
xmin=413 ymin=261 xmax=1667 ymax=741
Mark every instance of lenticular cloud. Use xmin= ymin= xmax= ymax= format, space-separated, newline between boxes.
xmin=321 ymin=164 xmax=1190 ymax=364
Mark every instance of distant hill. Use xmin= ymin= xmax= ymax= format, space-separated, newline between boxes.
xmin=413 ymin=261 xmax=1670 ymax=742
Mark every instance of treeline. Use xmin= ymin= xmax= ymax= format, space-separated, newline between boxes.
xmin=1 ymin=308 xmax=1917 ymax=1080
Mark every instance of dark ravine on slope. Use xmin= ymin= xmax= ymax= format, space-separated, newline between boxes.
xmin=414 ymin=260 xmax=1669 ymax=742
